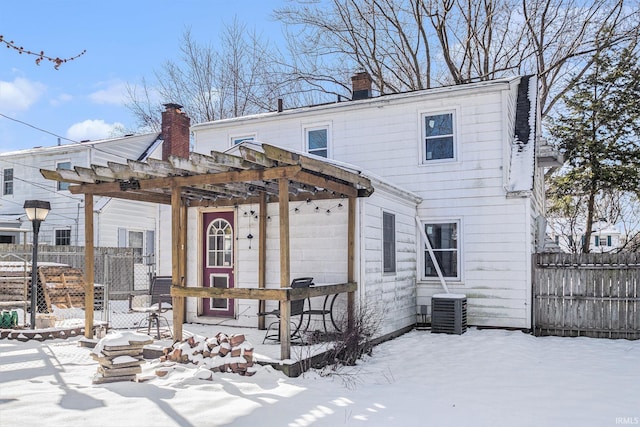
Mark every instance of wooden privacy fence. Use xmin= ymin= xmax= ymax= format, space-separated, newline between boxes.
xmin=533 ymin=253 xmax=639 ymax=340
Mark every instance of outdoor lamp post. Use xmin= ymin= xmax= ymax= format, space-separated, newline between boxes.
xmin=24 ymin=200 xmax=51 ymax=329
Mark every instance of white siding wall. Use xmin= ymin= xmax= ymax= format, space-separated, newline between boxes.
xmin=359 ymin=188 xmax=418 ymax=337
xmin=185 ymin=200 xmax=350 ymax=327
xmin=192 ymin=78 xmax=539 ymax=329
xmin=184 ymin=189 xmax=419 ymax=338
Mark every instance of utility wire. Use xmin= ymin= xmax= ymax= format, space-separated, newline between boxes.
xmin=0 ymin=112 xmax=79 ymax=144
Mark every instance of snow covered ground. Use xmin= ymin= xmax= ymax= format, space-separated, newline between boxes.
xmin=1 ymin=327 xmax=638 ymax=426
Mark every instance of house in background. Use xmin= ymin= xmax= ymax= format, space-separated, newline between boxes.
xmin=548 ymin=219 xmax=625 ymax=253
xmin=183 ymin=73 xmax=562 ymax=331
xmin=0 ymin=124 xmax=179 ymax=286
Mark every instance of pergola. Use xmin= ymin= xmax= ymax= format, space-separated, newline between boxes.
xmin=41 ymin=143 xmax=374 ymax=359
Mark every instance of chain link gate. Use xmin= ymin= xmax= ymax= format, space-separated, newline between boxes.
xmin=0 ymin=245 xmax=155 ymax=331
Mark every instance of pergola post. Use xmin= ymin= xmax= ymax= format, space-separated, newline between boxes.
xmin=171 ymin=184 xmax=185 ymax=341
xmin=84 ymin=193 xmax=94 ymax=338
xmin=347 ymin=196 xmax=356 ymax=331
xmin=258 ymin=193 xmax=267 ymax=330
xmin=278 ymin=178 xmax=291 ymax=359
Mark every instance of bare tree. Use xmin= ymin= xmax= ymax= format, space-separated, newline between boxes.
xmin=275 ymin=0 xmax=640 ymax=116
xmin=126 ymin=22 xmax=296 ymax=129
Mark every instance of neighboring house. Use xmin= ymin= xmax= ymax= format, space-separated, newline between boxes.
xmin=185 ymin=73 xmax=561 ymax=330
xmin=548 ymin=219 xmax=625 ymax=253
xmin=0 ymin=131 xmax=164 ymax=284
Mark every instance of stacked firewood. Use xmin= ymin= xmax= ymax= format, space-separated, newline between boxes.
xmin=91 ymin=332 xmax=153 ymax=384
xmin=159 ymin=332 xmax=256 ymax=377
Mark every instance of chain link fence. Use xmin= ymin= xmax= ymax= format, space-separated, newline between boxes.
xmin=0 ymin=245 xmax=155 ymax=331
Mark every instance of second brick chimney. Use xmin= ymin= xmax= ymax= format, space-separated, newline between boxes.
xmin=351 ymin=71 xmax=373 ymax=100
xmin=161 ymin=103 xmax=190 ymax=161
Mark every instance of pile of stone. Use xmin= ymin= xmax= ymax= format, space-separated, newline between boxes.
xmin=159 ymin=332 xmax=256 ymax=377
xmin=91 ymin=331 xmax=153 ymax=384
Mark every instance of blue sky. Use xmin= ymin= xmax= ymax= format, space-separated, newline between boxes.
xmin=0 ymin=1 xmax=286 ymax=153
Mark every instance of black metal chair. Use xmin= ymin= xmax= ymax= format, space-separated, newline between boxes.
xmin=258 ymin=277 xmax=313 ymax=343
xmin=129 ymin=275 xmax=173 ymax=339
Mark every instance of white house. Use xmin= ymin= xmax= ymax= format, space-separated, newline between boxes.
xmin=548 ymin=219 xmax=625 ymax=253
xmin=40 ymin=76 xmax=559 ymax=342
xmin=0 ymin=129 xmax=167 ymax=281
xmin=185 ymin=73 xmax=559 ymax=330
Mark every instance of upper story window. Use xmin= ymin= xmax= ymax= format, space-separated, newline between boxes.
xmin=56 ymin=161 xmax=71 ymax=191
xmin=423 ymin=221 xmax=459 ymax=280
xmin=423 ymin=112 xmax=455 ymax=162
xmin=383 ymin=212 xmax=396 ymax=273
xmin=3 ymin=168 xmax=13 ymax=195
xmin=230 ymin=134 xmax=256 ymax=146
xmin=306 ymin=126 xmax=329 ymax=158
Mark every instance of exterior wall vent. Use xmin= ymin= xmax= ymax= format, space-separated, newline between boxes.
xmin=431 ymin=294 xmax=467 ymax=335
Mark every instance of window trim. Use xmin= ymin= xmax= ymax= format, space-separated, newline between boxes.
xmin=383 ymin=211 xmax=396 ymax=273
xmin=419 ymin=109 xmax=458 ymax=164
xmin=303 ymin=123 xmax=331 ymax=158
xmin=56 ymin=160 xmax=72 ymax=191
xmin=420 ymin=219 xmax=462 ymax=282
xmin=229 ymin=133 xmax=256 ymax=147
xmin=2 ymin=168 xmax=13 ymax=196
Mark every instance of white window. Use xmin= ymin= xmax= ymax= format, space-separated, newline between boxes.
xmin=422 ymin=112 xmax=455 ymax=162
xmin=230 ymin=134 xmax=256 ymax=146
xmin=305 ymin=126 xmax=329 ymax=158
xmin=56 ymin=161 xmax=71 ymax=191
xmin=118 ymin=228 xmax=155 ymax=264
xmin=2 ymin=168 xmax=13 ymax=195
xmin=422 ymin=221 xmax=459 ymax=280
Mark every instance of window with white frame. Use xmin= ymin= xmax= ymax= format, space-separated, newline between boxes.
xmin=383 ymin=212 xmax=396 ymax=273
xmin=230 ymin=134 xmax=256 ymax=146
xmin=56 ymin=161 xmax=71 ymax=191
xmin=423 ymin=112 xmax=455 ymax=162
xmin=55 ymin=229 xmax=71 ymax=246
xmin=3 ymin=168 xmax=13 ymax=195
xmin=423 ymin=221 xmax=459 ymax=280
xmin=305 ymin=126 xmax=329 ymax=158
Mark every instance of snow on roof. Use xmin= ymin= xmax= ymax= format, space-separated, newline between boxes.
xmin=0 ymin=132 xmax=161 ymax=157
xmin=507 ymin=75 xmax=538 ymax=194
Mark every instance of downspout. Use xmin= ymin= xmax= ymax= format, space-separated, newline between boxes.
xmin=415 ymin=216 xmax=450 ymax=294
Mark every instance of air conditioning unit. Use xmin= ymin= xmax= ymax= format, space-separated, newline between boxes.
xmin=431 ymin=294 xmax=467 ymax=335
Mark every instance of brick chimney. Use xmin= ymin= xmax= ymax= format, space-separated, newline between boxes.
xmin=351 ymin=71 xmax=372 ymax=100
xmin=161 ymin=103 xmax=190 ymax=161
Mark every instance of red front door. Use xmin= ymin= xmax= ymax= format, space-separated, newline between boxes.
xmin=202 ymin=211 xmax=235 ymax=317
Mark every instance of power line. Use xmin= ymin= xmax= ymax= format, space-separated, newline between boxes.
xmin=0 ymin=112 xmax=79 ymax=144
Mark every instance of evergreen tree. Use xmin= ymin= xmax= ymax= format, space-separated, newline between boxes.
xmin=547 ymin=41 xmax=640 ymax=253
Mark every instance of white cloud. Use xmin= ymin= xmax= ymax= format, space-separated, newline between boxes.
xmin=66 ymin=119 xmax=124 ymax=141
xmin=0 ymin=77 xmax=46 ymax=112
xmin=50 ymin=93 xmax=73 ymax=107
xmin=88 ymin=80 xmax=128 ymax=105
